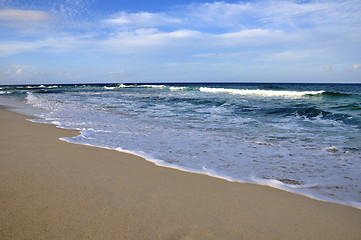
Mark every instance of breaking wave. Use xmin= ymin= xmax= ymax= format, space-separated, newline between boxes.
xmin=199 ymin=87 xmax=325 ymax=97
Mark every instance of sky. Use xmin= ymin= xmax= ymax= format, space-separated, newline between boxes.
xmin=0 ymin=0 xmax=360 ymax=84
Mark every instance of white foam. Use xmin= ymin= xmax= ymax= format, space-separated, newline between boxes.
xmin=249 ymin=177 xmax=361 ymax=209
xmin=324 ymin=146 xmax=339 ymax=152
xmin=0 ymin=95 xmax=46 ymax=116
xmin=51 ymin=131 xmax=361 ymax=210
xmin=25 ymin=92 xmax=40 ymax=105
xmin=112 ymin=148 xmax=243 ymax=184
xmin=200 ymin=87 xmax=325 ymax=98
xmin=26 ymin=85 xmax=47 ymax=88
xmin=170 ymin=86 xmax=188 ymax=91
xmin=141 ymin=85 xmax=166 ymax=88
xmin=43 ymin=117 xmax=359 ymax=210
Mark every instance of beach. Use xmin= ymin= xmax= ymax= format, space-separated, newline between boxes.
xmin=0 ymin=106 xmax=360 ymax=240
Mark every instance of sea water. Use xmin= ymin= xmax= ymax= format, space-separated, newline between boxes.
xmin=1 ymin=83 xmax=360 ymax=208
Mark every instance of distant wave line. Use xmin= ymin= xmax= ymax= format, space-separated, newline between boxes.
xmin=199 ymin=87 xmax=325 ymax=97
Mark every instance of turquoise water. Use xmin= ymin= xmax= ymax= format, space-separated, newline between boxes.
xmin=1 ymin=83 xmax=360 ymax=208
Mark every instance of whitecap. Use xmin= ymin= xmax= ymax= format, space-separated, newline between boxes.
xmin=141 ymin=85 xmax=166 ymax=88
xmin=170 ymin=86 xmax=188 ymax=91
xmin=199 ymin=87 xmax=325 ymax=98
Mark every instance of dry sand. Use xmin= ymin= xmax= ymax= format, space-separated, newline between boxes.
xmin=0 ymin=106 xmax=360 ymax=240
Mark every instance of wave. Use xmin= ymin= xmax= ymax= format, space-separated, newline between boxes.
xmin=199 ymin=87 xmax=325 ymax=97
xmin=263 ymin=85 xmax=286 ymax=90
xmin=25 ymin=85 xmax=45 ymax=89
xmin=267 ymin=106 xmax=360 ymax=126
xmin=321 ymin=91 xmax=353 ymax=97
xmin=26 ymin=92 xmax=40 ymax=104
xmin=169 ymin=86 xmax=189 ymax=91
xmin=103 ymin=84 xmax=128 ymax=90
xmin=26 ymin=85 xmax=59 ymax=89
xmin=140 ymin=85 xmax=166 ymax=88
xmin=333 ymin=104 xmax=361 ymax=111
xmin=302 ymin=91 xmax=355 ymax=99
xmin=32 ymin=89 xmax=63 ymax=94
xmin=109 ymin=84 xmax=166 ymax=89
xmin=268 ymin=106 xmax=327 ymax=117
xmin=42 ymin=85 xmax=59 ymax=89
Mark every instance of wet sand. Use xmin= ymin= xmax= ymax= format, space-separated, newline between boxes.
xmin=0 ymin=106 xmax=360 ymax=240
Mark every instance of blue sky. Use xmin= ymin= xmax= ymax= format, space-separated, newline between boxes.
xmin=0 ymin=0 xmax=360 ymax=84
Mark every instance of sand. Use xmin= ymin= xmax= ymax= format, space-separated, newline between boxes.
xmin=0 ymin=106 xmax=360 ymax=240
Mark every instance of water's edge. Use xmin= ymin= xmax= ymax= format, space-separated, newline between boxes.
xmin=1 ymin=92 xmax=360 ymax=210
xmin=29 ymin=113 xmax=361 ymax=210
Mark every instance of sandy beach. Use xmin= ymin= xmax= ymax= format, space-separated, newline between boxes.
xmin=0 ymin=106 xmax=360 ymax=240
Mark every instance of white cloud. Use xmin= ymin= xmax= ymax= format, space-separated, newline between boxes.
xmin=216 ymin=29 xmax=291 ymax=47
xmin=0 ymin=41 xmax=46 ymax=56
xmin=0 ymin=34 xmax=94 ymax=56
xmin=4 ymin=64 xmax=23 ymax=75
xmin=0 ymin=9 xmax=54 ymax=31
xmin=258 ymin=1 xmax=332 ymax=23
xmin=2 ymin=64 xmax=41 ymax=80
xmin=184 ymin=0 xmax=361 ymax=29
xmin=0 ymin=1 xmax=97 ymax=32
xmin=342 ymin=64 xmax=361 ymax=72
xmin=260 ymin=50 xmax=314 ymax=62
xmin=99 ymin=29 xmax=202 ymax=54
xmin=352 ymin=64 xmax=361 ymax=70
xmin=98 ymin=27 xmax=295 ymax=56
xmin=0 ymin=9 xmax=53 ymax=22
xmin=0 ymin=9 xmax=54 ymax=29
xmin=109 ymin=71 xmax=125 ymax=77
xmin=323 ymin=65 xmax=332 ymax=71
xmin=220 ymin=29 xmax=278 ymax=38
xmin=96 ymin=1 xmax=361 ymax=58
xmin=15 ymin=66 xmax=23 ymax=75
xmin=104 ymin=11 xmax=182 ymax=27
xmin=184 ymin=1 xmax=252 ymax=28
xmin=193 ymin=49 xmax=318 ymax=64
xmin=1 ymin=27 xmax=289 ymax=57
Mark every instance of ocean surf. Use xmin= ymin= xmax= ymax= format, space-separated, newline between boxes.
xmin=1 ymin=82 xmax=360 ymax=208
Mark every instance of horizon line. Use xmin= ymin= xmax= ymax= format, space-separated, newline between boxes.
xmin=1 ymin=81 xmax=361 ymax=87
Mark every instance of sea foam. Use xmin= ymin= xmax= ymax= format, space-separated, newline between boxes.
xmin=199 ymin=87 xmax=325 ymax=97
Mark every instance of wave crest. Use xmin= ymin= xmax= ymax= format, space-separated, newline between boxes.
xmin=199 ymin=87 xmax=325 ymax=97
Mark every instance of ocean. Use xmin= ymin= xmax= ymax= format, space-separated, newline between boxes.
xmin=1 ymin=82 xmax=360 ymax=208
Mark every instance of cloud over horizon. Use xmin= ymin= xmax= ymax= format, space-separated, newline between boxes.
xmin=0 ymin=9 xmax=52 ymax=22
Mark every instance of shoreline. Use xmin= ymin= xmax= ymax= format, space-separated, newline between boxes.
xmin=1 ymin=106 xmax=361 ymax=239
xmin=28 ymin=108 xmax=360 ymax=210
xmin=59 ymin=135 xmax=361 ymax=210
